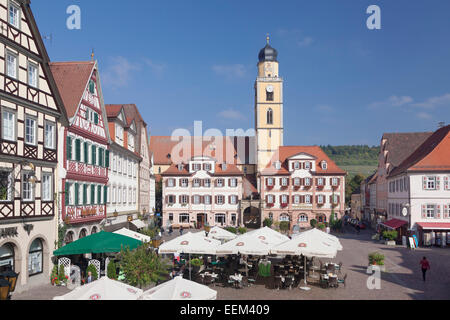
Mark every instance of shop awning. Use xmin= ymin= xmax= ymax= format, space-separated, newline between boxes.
xmin=417 ymin=222 xmax=450 ymax=230
xmin=53 ymin=231 xmax=142 ymax=256
xmin=381 ymin=219 xmax=408 ymax=230
xmin=130 ymin=219 xmax=146 ymax=229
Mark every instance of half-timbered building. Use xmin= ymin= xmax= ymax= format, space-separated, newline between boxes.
xmin=50 ymin=60 xmax=110 ymax=244
xmin=0 ymin=0 xmax=68 ymax=293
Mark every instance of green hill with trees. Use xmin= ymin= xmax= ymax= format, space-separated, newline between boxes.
xmin=320 ymin=145 xmax=379 ymax=204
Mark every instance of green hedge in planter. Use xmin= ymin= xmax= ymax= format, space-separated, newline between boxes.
xmin=263 ymin=218 xmax=273 ymax=228
xmin=190 ymin=258 xmax=203 ymax=267
xmin=107 ymin=261 xmax=117 ymax=280
xmin=317 ymin=223 xmax=326 ymax=230
xmin=382 ymin=230 xmax=398 ymax=241
xmin=279 ymin=221 xmax=290 ymax=232
xmin=238 ymin=227 xmax=247 ymax=234
xmin=310 ymin=219 xmax=317 ymax=228
xmin=368 ymin=252 xmax=385 ymax=266
xmin=225 ymin=227 xmax=237 ymax=234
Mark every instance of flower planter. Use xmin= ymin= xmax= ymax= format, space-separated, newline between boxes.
xmin=385 ymin=240 xmax=396 ymax=246
xmin=369 ymin=264 xmax=386 ymax=272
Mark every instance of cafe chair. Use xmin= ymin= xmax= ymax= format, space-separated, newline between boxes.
xmin=338 ymin=274 xmax=347 ymax=288
xmin=274 ymin=276 xmax=284 ymax=290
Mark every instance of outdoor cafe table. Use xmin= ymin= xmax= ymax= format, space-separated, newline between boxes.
xmin=200 ymin=272 xmax=219 ymax=279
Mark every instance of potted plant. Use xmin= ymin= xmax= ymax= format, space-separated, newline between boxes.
xmin=263 ymin=218 xmax=273 ymax=228
xmin=279 ymin=221 xmax=290 ymax=234
xmin=368 ymin=252 xmax=385 ymax=271
xmin=58 ymin=264 xmax=68 ymax=286
xmin=225 ymin=226 xmax=237 ymax=234
xmin=107 ymin=261 xmax=118 ymax=280
xmin=86 ymin=264 xmax=98 ymax=281
xmin=238 ymin=227 xmax=247 ymax=235
xmin=310 ymin=219 xmax=317 ymax=229
xmin=190 ymin=258 xmax=203 ymax=274
xmin=382 ymin=230 xmax=398 ymax=246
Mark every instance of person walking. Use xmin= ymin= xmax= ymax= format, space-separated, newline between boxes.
xmin=356 ymin=223 xmax=361 ymax=234
xmin=180 ymin=226 xmax=184 ymax=236
xmin=420 ymin=257 xmax=430 ymax=282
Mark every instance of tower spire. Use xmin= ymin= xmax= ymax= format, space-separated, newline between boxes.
xmin=266 ymin=33 xmax=270 ymax=45
xmin=91 ymin=49 xmax=95 ymax=61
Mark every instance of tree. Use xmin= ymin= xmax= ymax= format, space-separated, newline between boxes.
xmin=118 ymin=244 xmax=171 ymax=289
xmin=279 ymin=221 xmax=290 ymax=234
xmin=107 ymin=261 xmax=118 ymax=280
xmin=155 ymin=179 xmax=163 ymax=214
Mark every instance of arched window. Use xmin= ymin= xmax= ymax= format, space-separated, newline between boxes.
xmin=91 ymin=226 xmax=98 ymax=235
xmin=28 ymin=239 xmax=43 ymax=276
xmin=279 ymin=214 xmax=290 ymax=222
xmin=64 ymin=231 xmax=74 ymax=245
xmin=298 ymin=214 xmax=308 ymax=223
xmin=267 ymin=108 xmax=273 ymax=125
xmin=79 ymin=229 xmax=87 ymax=239
xmin=0 ymin=243 xmax=14 ymax=273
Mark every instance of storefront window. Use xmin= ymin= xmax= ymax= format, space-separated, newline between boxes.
xmin=28 ymin=239 xmax=43 ymax=276
xmin=215 ymin=214 xmax=226 ymax=225
xmin=64 ymin=231 xmax=74 ymax=245
xmin=0 ymin=243 xmax=14 ymax=273
xmin=179 ymin=213 xmax=189 ymax=223
xmin=79 ymin=229 xmax=87 ymax=239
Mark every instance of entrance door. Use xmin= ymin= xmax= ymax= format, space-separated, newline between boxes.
xmin=197 ymin=214 xmax=206 ymax=229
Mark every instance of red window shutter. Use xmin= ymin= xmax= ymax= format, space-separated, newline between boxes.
xmin=422 ymin=205 xmax=426 ymax=218
xmin=300 ymin=178 xmax=304 ymax=186
xmin=337 ymin=178 xmax=341 ymax=186
xmin=423 ymin=177 xmax=427 ymax=190
xmin=165 ymin=196 xmax=168 ymax=204
xmin=436 ymin=205 xmax=441 ymax=218
xmin=287 ymin=195 xmax=290 ymax=204
xmin=436 ymin=177 xmax=441 ymax=190
xmin=265 ymin=195 xmax=268 ymax=203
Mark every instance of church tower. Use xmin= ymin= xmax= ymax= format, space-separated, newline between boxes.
xmin=255 ymin=36 xmax=284 ymax=174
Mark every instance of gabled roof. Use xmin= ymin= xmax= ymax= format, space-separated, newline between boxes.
xmin=389 ymin=125 xmax=450 ymax=177
xmin=381 ymin=132 xmax=433 ymax=169
xmin=261 ymin=146 xmax=346 ymax=176
xmin=49 ymin=61 xmax=96 ymax=119
xmin=150 ymin=136 xmax=255 ymax=166
xmin=161 ymin=163 xmax=243 ymax=177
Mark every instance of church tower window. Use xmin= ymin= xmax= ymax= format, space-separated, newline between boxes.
xmin=267 ymin=108 xmax=273 ymax=125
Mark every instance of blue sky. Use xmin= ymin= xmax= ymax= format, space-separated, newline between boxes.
xmin=32 ymin=0 xmax=450 ymax=146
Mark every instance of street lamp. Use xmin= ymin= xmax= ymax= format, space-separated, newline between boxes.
xmin=1 ymin=269 xmax=19 ymax=293
xmin=0 ymin=278 xmax=10 ymax=300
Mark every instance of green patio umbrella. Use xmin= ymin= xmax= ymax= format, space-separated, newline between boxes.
xmin=53 ymin=231 xmax=142 ymax=256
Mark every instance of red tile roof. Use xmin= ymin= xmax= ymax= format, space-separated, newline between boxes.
xmin=261 ymin=146 xmax=346 ymax=176
xmin=49 ymin=61 xmax=95 ymax=119
xmin=389 ymin=125 xmax=450 ymax=177
xmin=150 ymin=136 xmax=254 ymax=165
xmin=382 ymin=132 xmax=433 ymax=168
xmin=105 ymin=104 xmax=123 ymax=118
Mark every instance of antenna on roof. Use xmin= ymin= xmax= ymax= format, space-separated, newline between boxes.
xmin=91 ymin=48 xmax=95 ymax=61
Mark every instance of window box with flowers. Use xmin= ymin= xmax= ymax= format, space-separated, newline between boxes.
xmin=280 ymin=203 xmax=288 ymax=208
xmin=267 ymin=203 xmax=275 ymax=208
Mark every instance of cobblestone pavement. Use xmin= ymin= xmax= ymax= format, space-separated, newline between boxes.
xmin=12 ymin=226 xmax=450 ymax=300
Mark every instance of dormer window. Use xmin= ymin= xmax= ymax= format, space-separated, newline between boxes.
xmin=203 ymin=163 xmax=211 ymax=171
xmin=222 ymin=163 xmax=227 ymax=171
xmin=193 ymin=179 xmax=201 ymax=188
xmin=274 ymin=161 xmax=281 ymax=170
xmin=293 ymin=162 xmax=300 ymax=170
xmin=321 ymin=161 xmax=328 ymax=170
xmin=192 ymin=163 xmax=201 ymax=172
xmin=177 ymin=164 xmax=184 ymax=172
xmin=304 ymin=162 xmax=311 ymax=170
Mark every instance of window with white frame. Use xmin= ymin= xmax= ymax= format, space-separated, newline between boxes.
xmin=167 ymin=179 xmax=175 ymax=187
xmin=304 ymin=162 xmax=311 ymax=170
xmin=117 ymin=186 xmax=121 ymax=204
xmin=317 ymin=195 xmax=324 ymax=204
xmin=230 ymin=178 xmax=238 ymax=187
xmin=332 ymin=178 xmax=339 ymax=186
xmin=267 ymin=194 xmax=274 ymax=204
xmin=112 ymin=186 xmax=116 ymax=203
xmin=204 ymin=195 xmax=211 ymax=205
xmin=28 ymin=63 xmax=38 ymax=88
xmin=281 ymin=195 xmax=288 ymax=204
xmin=41 ymin=173 xmax=52 ymax=201
xmin=22 ymin=172 xmax=33 ymax=201
xmin=294 ymin=162 xmax=300 ymax=170
xmin=192 ymin=163 xmax=201 ymax=171
xmin=123 ymin=188 xmax=127 ymax=204
xmin=305 ymin=178 xmax=312 ymax=186
xmin=181 ymin=179 xmax=189 ymax=187
xmin=193 ymin=179 xmax=201 ymax=188
xmin=180 ymin=195 xmax=189 ymax=204
xmin=193 ymin=195 xmax=201 ymax=204
xmin=293 ymin=195 xmax=300 ymax=204
xmin=293 ymin=178 xmax=300 ymax=186
xmin=216 ymin=195 xmax=224 ymax=205
xmin=230 ymin=195 xmax=238 ymax=204
xmin=167 ymin=195 xmax=175 ymax=204
xmin=216 ymin=179 xmax=224 ymax=187
xmin=128 ymin=134 xmax=135 ymax=151
xmin=426 ymin=204 xmax=435 ymax=218
xmin=204 ymin=179 xmax=211 ymax=188
xmin=305 ymin=195 xmax=312 ymax=204
xmin=274 ymin=161 xmax=281 ymax=170
xmin=2 ymin=109 xmax=15 ymax=141
xmin=281 ymin=178 xmax=288 ymax=187
xmin=424 ymin=176 xmax=437 ymax=190
xmin=25 ymin=117 xmax=36 ymax=145
xmin=317 ymin=178 xmax=324 ymax=186
xmin=321 ymin=161 xmax=328 ymax=170
xmin=8 ymin=2 xmax=20 ymax=28
xmin=298 ymin=214 xmax=308 ymax=223
xmin=44 ymin=121 xmax=56 ymax=149
xmin=179 ymin=213 xmax=189 ymax=223
xmin=215 ymin=214 xmax=226 ymax=224
xmin=6 ymin=52 xmax=17 ymax=79
xmin=279 ymin=214 xmax=289 ymax=222
xmin=267 ymin=178 xmax=274 ymax=187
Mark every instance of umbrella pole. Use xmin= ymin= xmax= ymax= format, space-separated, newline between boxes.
xmin=299 ymin=255 xmax=311 ymax=291
xmin=189 ymin=253 xmax=191 ymax=280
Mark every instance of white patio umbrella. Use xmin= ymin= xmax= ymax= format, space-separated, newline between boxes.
xmin=244 ymin=226 xmax=290 ymax=246
xmin=159 ymin=232 xmax=221 ymax=280
xmin=292 ymin=228 xmax=343 ymax=251
xmin=139 ymin=276 xmax=217 ymax=300
xmin=215 ymin=234 xmax=272 ymax=256
xmin=194 ymin=226 xmax=237 ymax=242
xmin=271 ymin=229 xmax=340 ymax=290
xmin=53 ymin=276 xmax=143 ymax=300
xmin=114 ymin=228 xmax=151 ymax=243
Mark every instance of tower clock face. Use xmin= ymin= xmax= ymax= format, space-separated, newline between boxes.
xmin=266 ymin=85 xmax=274 ymax=93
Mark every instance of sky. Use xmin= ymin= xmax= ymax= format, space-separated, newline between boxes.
xmin=31 ymin=0 xmax=450 ymax=146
